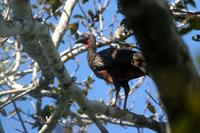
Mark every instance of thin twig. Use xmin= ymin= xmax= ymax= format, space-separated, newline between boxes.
xmin=145 ymin=90 xmax=160 ymax=107
xmin=0 ymin=120 xmax=5 ymax=133
xmin=12 ymin=102 xmax=28 ymax=133
xmin=0 ymin=79 xmax=48 ymax=109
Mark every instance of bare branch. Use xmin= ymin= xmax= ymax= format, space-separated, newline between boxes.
xmin=74 ymin=100 xmax=166 ymax=133
xmin=0 ymin=120 xmax=5 ymax=133
xmin=52 ymin=0 xmax=78 ymax=48
xmin=12 ymin=102 xmax=28 ymax=133
xmin=0 ymin=79 xmax=49 ymax=109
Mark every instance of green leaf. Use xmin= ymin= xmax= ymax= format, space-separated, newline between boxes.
xmin=73 ymin=14 xmax=86 ymax=20
xmin=82 ymin=87 xmax=88 ymax=96
xmin=147 ymin=102 xmax=156 ymax=114
xmin=51 ymin=87 xmax=61 ymax=94
xmin=82 ymin=0 xmax=89 ymax=4
xmin=87 ymin=76 xmax=95 ymax=85
xmin=32 ymin=4 xmax=38 ymax=9
xmin=68 ymin=23 xmax=79 ymax=35
xmin=77 ymin=109 xmax=84 ymax=114
xmin=41 ymin=105 xmax=54 ymax=118
xmin=48 ymin=23 xmax=56 ymax=32
xmin=192 ymin=35 xmax=200 ymax=42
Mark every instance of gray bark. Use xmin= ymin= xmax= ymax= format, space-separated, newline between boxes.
xmin=118 ymin=0 xmax=200 ymax=132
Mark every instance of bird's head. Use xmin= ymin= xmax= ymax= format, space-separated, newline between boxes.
xmin=75 ymin=33 xmax=96 ymax=48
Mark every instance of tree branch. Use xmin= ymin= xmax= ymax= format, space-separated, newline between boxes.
xmin=52 ymin=0 xmax=78 ymax=48
xmin=0 ymin=0 xmax=168 ymax=132
xmin=10 ymin=0 xmax=55 ymax=81
xmin=12 ymin=102 xmax=28 ymax=133
xmin=82 ymin=100 xmax=166 ymax=133
xmin=0 ymin=120 xmax=5 ymax=133
xmin=0 ymin=79 xmax=49 ymax=109
xmin=0 ymin=14 xmax=30 ymax=37
xmin=118 ymin=0 xmax=200 ymax=132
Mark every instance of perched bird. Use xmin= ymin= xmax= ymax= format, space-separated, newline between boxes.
xmin=75 ymin=33 xmax=147 ymax=109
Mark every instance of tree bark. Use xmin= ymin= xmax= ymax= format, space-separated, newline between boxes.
xmin=118 ymin=0 xmax=200 ymax=132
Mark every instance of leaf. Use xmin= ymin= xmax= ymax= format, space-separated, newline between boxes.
xmin=32 ymin=4 xmax=38 ymax=9
xmin=82 ymin=87 xmax=88 ymax=96
xmin=49 ymin=0 xmax=62 ymax=13
xmin=192 ymin=35 xmax=200 ymax=42
xmin=41 ymin=105 xmax=54 ymax=118
xmin=51 ymin=87 xmax=61 ymax=94
xmin=87 ymin=10 xmax=101 ymax=22
xmin=82 ymin=0 xmax=89 ymax=4
xmin=147 ymin=101 xmax=156 ymax=114
xmin=68 ymin=23 xmax=79 ymax=35
xmin=87 ymin=76 xmax=95 ymax=85
xmin=73 ymin=14 xmax=86 ymax=20
xmin=87 ymin=10 xmax=94 ymax=18
xmin=0 ymin=108 xmax=7 ymax=116
xmin=48 ymin=23 xmax=56 ymax=32
xmin=77 ymin=109 xmax=84 ymax=114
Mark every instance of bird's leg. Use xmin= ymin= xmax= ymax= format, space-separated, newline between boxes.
xmin=122 ymin=82 xmax=130 ymax=110
xmin=113 ymin=84 xmax=120 ymax=107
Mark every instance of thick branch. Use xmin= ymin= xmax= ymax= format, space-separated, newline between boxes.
xmin=0 ymin=79 xmax=49 ymax=109
xmin=0 ymin=0 xmax=167 ymax=132
xmin=52 ymin=0 xmax=78 ymax=48
xmin=79 ymin=100 xmax=166 ymax=133
xmin=36 ymin=23 xmax=108 ymax=132
xmin=10 ymin=0 xmax=54 ymax=81
xmin=0 ymin=14 xmax=30 ymax=37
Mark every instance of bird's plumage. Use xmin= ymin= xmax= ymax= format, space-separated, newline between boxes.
xmin=88 ymin=48 xmax=146 ymax=82
xmin=75 ymin=33 xmax=147 ymax=109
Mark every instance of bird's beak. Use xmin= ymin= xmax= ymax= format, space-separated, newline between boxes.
xmin=74 ymin=36 xmax=85 ymax=44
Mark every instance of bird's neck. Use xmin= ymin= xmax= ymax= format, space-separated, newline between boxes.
xmin=87 ymin=46 xmax=96 ymax=58
xmin=87 ymin=34 xmax=97 ymax=58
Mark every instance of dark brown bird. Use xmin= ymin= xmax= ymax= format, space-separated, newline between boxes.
xmin=75 ymin=33 xmax=147 ymax=109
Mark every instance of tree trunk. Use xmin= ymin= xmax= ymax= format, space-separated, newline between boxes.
xmin=118 ymin=0 xmax=200 ymax=132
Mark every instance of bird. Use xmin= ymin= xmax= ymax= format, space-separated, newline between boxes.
xmin=75 ymin=33 xmax=147 ymax=109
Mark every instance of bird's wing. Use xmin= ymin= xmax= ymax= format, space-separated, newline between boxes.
xmin=112 ymin=49 xmax=133 ymax=65
xmin=110 ymin=48 xmax=147 ymax=74
xmin=90 ymin=48 xmax=146 ymax=74
xmin=91 ymin=48 xmax=132 ymax=69
xmin=90 ymin=48 xmax=116 ymax=70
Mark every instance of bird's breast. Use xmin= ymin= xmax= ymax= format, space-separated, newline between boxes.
xmin=94 ymin=70 xmax=114 ymax=83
